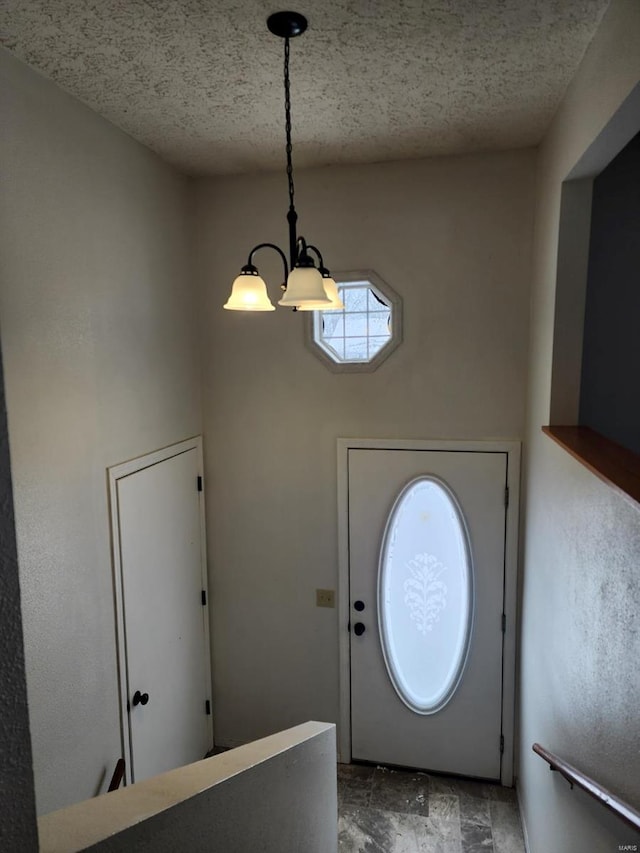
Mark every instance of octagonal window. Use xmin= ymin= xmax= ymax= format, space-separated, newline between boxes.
xmin=306 ymin=271 xmax=402 ymax=373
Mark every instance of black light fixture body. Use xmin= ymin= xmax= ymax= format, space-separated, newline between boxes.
xmin=223 ymin=12 xmax=343 ymax=312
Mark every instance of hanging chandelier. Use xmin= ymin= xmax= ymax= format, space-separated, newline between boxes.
xmin=223 ymin=11 xmax=343 ymax=313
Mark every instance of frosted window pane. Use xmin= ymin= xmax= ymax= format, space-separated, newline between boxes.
xmin=322 ymin=314 xmax=344 ymax=337
xmin=368 ymin=313 xmax=391 ymax=337
xmin=368 ymin=288 xmax=389 ymax=310
xmin=323 ymin=337 xmax=345 ymax=360
xmin=344 ymin=336 xmax=368 ymax=360
xmin=344 ymin=312 xmax=368 ymax=337
xmin=343 ymin=286 xmax=368 ymax=311
xmin=379 ymin=477 xmax=473 ymax=714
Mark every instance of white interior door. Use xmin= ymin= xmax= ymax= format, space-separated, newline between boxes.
xmin=348 ymin=448 xmax=507 ymax=780
xmin=112 ymin=441 xmax=212 ymax=783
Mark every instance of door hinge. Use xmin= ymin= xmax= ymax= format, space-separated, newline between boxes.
xmin=500 ymin=734 xmax=505 ymax=754
xmin=201 ymin=589 xmax=207 ymax=606
xmin=504 ymin=485 xmax=509 ymax=508
xmin=205 ymin=700 xmax=211 ymax=716
xmin=197 ymin=475 xmax=203 ymax=492
xmin=501 ymin=613 xmax=506 ymax=633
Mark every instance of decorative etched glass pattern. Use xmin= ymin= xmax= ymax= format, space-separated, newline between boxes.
xmin=313 ymin=281 xmax=391 ymax=363
xmin=378 ymin=477 xmax=473 ymax=714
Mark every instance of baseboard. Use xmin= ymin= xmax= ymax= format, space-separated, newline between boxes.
xmin=516 ymin=782 xmax=532 ymax=853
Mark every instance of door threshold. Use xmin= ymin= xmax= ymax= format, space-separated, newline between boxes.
xmin=348 ymin=758 xmax=501 ymax=786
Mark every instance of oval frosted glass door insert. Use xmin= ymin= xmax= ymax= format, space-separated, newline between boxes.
xmin=378 ymin=476 xmax=474 ymax=714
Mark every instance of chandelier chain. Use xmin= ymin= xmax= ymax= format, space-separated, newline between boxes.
xmin=284 ymin=37 xmax=295 ymax=212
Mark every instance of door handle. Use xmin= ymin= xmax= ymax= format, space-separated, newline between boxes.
xmin=354 ymin=622 xmax=366 ymax=636
xmin=133 ymin=690 xmax=149 ymax=706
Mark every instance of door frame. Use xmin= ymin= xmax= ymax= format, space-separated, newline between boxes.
xmin=107 ymin=435 xmax=213 ymax=786
xmin=337 ymin=438 xmax=520 ymax=785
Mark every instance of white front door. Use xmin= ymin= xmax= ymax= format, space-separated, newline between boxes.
xmin=111 ymin=439 xmax=212 ymax=783
xmin=348 ymin=447 xmax=508 ymax=780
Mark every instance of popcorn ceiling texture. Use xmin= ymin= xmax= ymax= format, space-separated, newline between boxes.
xmin=0 ymin=346 xmax=38 ymax=852
xmin=0 ymin=0 xmax=610 ymax=176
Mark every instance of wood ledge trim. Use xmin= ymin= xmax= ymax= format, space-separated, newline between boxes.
xmin=542 ymin=425 xmax=640 ymax=507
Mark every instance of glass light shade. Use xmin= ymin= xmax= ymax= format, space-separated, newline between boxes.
xmin=295 ymin=276 xmax=344 ymax=311
xmin=223 ymin=273 xmax=275 ymax=311
xmin=278 ymin=265 xmax=330 ymax=307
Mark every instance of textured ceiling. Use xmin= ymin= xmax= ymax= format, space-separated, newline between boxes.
xmin=1 ymin=0 xmax=610 ymax=176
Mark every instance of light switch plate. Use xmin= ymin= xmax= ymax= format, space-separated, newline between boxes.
xmin=316 ymin=588 xmax=336 ymax=608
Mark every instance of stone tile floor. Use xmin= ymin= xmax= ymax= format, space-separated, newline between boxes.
xmin=338 ymin=763 xmax=526 ymax=853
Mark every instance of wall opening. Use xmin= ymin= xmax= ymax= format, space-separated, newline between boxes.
xmin=578 ymin=131 xmax=640 ymax=455
xmin=546 ymin=83 xmax=640 ymax=503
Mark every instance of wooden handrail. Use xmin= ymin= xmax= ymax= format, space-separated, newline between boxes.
xmin=533 ymin=743 xmax=640 ymax=831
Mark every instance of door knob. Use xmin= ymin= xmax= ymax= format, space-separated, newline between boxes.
xmin=354 ymin=600 xmax=365 ymax=611
xmin=132 ymin=690 xmax=149 ymax=706
xmin=354 ymin=622 xmax=366 ymax=636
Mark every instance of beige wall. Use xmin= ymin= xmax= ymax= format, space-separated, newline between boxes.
xmin=0 ymin=50 xmax=202 ymax=815
xmin=519 ymin=1 xmax=640 ymax=851
xmin=193 ymin=150 xmax=535 ymax=749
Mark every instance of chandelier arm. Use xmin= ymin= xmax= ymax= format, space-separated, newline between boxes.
xmin=306 ymin=244 xmax=325 ymax=269
xmin=247 ymin=243 xmax=290 ymax=282
xmin=295 ymin=236 xmax=315 ymax=267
